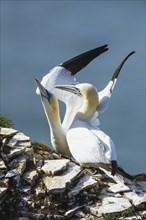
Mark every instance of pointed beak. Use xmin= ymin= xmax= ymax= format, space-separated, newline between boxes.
xmin=34 ymin=78 xmax=52 ymax=101
xmin=55 ymin=85 xmax=83 ymax=97
xmin=111 ymin=51 xmax=135 ymax=81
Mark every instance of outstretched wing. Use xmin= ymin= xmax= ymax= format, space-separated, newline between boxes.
xmin=98 ymin=51 xmax=135 ymax=113
xmin=36 ymin=45 xmax=108 ymax=104
xmin=60 ymin=44 xmax=108 ymax=75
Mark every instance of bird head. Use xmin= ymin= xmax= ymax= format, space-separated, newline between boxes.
xmin=55 ymin=83 xmax=100 ymax=115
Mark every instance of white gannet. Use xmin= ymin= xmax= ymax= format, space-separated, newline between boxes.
xmin=36 ymin=45 xmax=108 ymax=132
xmin=55 ymin=51 xmax=135 ymax=175
xmin=35 ymin=79 xmax=71 ymax=156
xmin=35 ymin=45 xmax=108 ymax=156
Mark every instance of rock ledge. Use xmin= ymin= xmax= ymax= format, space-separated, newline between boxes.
xmin=0 ymin=127 xmax=146 ymax=220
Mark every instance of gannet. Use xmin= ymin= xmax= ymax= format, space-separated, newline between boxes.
xmin=36 ymin=47 xmax=134 ymax=158
xmin=35 ymin=45 xmax=108 ymax=156
xmin=36 ymin=45 xmax=108 ymax=132
xmin=35 ymin=79 xmax=71 ymax=156
xmin=55 ymin=51 xmax=135 ymax=175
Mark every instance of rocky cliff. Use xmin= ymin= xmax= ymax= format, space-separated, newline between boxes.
xmin=0 ymin=127 xmax=146 ymax=220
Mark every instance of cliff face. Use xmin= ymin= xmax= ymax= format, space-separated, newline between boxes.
xmin=0 ymin=127 xmax=146 ymax=220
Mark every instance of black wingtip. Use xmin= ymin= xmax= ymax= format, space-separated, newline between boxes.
xmin=111 ymin=51 xmax=135 ymax=81
xmin=60 ymin=44 xmax=108 ymax=75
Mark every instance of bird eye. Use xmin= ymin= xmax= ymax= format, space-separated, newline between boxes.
xmin=46 ymin=90 xmax=52 ymax=100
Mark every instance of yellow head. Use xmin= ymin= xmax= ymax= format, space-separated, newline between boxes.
xmin=76 ymin=83 xmax=99 ymax=117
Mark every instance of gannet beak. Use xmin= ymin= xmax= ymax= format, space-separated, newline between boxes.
xmin=55 ymin=85 xmax=83 ymax=97
xmin=34 ymin=78 xmax=52 ymax=101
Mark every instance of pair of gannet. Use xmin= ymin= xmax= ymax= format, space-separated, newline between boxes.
xmin=36 ymin=45 xmax=108 ymax=156
xmin=35 ymin=46 xmax=135 ymax=175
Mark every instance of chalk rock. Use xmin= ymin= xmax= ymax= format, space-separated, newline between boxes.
xmin=24 ymin=147 xmax=35 ymax=163
xmin=99 ymin=167 xmax=125 ymax=184
xmin=68 ymin=174 xmax=97 ymax=197
xmin=7 ymin=137 xmax=18 ymax=147
xmin=11 ymin=132 xmax=30 ymax=142
xmin=9 ymin=156 xmax=26 ymax=173
xmin=35 ymin=186 xmax=46 ymax=198
xmin=107 ymin=183 xmax=130 ymax=193
xmin=18 ymin=218 xmax=29 ymax=220
xmin=90 ymin=197 xmax=132 ymax=216
xmin=124 ymin=191 xmax=146 ymax=207
xmin=119 ymin=215 xmax=142 ymax=220
xmin=0 ymin=127 xmax=18 ymax=136
xmin=23 ymin=170 xmax=38 ymax=186
xmin=65 ymin=206 xmax=84 ymax=218
xmin=0 ymin=173 xmax=5 ymax=180
xmin=43 ymin=163 xmax=81 ymax=193
xmin=16 ymin=156 xmax=27 ymax=175
xmin=0 ymin=187 xmax=7 ymax=199
xmin=138 ymin=210 xmax=146 ymax=219
xmin=18 ymin=141 xmax=31 ymax=148
xmin=8 ymin=147 xmax=25 ymax=159
xmin=0 ymin=179 xmax=8 ymax=200
xmin=5 ymin=157 xmax=26 ymax=180
xmin=19 ymin=186 xmax=32 ymax=194
xmin=41 ymin=159 xmax=70 ymax=175
xmin=5 ymin=169 xmax=19 ymax=178
xmin=0 ymin=127 xmax=146 ymax=219
xmin=0 ymin=159 xmax=7 ymax=171
xmin=137 ymin=181 xmax=146 ymax=192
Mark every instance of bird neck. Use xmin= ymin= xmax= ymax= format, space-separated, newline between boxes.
xmin=78 ymin=98 xmax=98 ymax=120
xmin=62 ymin=103 xmax=82 ymax=132
xmin=42 ymin=98 xmax=71 ymax=156
xmin=42 ymin=97 xmax=62 ymax=131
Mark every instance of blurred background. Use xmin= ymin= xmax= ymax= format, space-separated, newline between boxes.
xmin=1 ymin=1 xmax=145 ymax=174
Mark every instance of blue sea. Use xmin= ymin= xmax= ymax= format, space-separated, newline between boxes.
xmin=1 ymin=1 xmax=145 ymax=174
